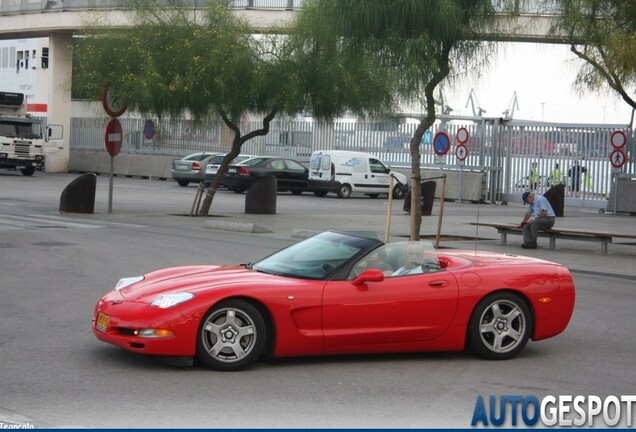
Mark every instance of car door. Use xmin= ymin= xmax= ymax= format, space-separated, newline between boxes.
xmin=368 ymin=158 xmax=391 ymax=193
xmin=321 ymin=271 xmax=459 ymax=350
xmin=264 ymin=159 xmax=289 ymax=189
xmin=283 ymin=159 xmax=309 ymax=190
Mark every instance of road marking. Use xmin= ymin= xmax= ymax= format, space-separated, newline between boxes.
xmin=0 ymin=214 xmax=102 ymax=230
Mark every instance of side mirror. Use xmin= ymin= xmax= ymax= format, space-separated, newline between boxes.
xmin=351 ymin=269 xmax=385 ymax=286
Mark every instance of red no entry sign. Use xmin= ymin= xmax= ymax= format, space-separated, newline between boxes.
xmin=105 ymin=118 xmax=123 ymax=157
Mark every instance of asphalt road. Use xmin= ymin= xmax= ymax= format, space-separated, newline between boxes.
xmin=1 ymin=172 xmax=635 ymax=428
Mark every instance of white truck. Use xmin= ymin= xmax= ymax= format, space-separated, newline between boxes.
xmin=0 ymin=91 xmax=62 ymax=176
xmin=308 ymin=150 xmax=408 ymax=199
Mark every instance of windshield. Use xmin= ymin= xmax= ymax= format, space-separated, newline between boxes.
xmin=0 ymin=119 xmax=42 ymax=139
xmin=253 ymin=231 xmax=380 ymax=280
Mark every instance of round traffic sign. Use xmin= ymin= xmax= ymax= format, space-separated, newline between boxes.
xmin=105 ymin=118 xmax=123 ymax=157
xmin=609 ymin=149 xmax=626 ymax=168
xmin=144 ymin=119 xmax=155 ymax=140
xmin=610 ymin=130 xmax=627 ymax=148
xmin=456 ymin=127 xmax=469 ymax=144
xmin=433 ymin=131 xmax=451 ymax=156
xmin=101 ymin=82 xmax=127 ymax=118
xmin=455 ymin=144 xmax=468 ymax=161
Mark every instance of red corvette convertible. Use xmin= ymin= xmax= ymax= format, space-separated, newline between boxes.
xmin=92 ymin=231 xmax=575 ymax=371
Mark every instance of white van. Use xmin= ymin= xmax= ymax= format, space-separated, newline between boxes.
xmin=308 ymin=150 xmax=408 ymax=198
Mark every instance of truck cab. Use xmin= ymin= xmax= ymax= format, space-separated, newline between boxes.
xmin=0 ymin=91 xmax=62 ymax=176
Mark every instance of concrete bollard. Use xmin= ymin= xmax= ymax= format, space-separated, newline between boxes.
xmin=59 ymin=173 xmax=97 ymax=214
xmin=245 ymin=175 xmax=277 ymax=214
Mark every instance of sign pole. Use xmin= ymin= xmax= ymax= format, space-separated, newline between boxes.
xmin=108 ymin=155 xmax=114 ymax=213
xmin=459 ymin=166 xmax=464 ymax=204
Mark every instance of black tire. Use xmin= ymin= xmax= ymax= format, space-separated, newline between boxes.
xmin=393 ymin=184 xmax=406 ymax=200
xmin=177 ymin=179 xmax=189 ymax=187
xmin=467 ymin=292 xmax=532 ymax=360
xmin=337 ymin=184 xmax=352 ymax=198
xmin=313 ymin=191 xmax=328 ymax=197
xmin=197 ymin=300 xmax=267 ymax=371
xmin=21 ymin=166 xmax=35 ymax=176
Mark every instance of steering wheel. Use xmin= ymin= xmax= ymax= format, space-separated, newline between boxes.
xmin=321 ymin=264 xmax=335 ymax=274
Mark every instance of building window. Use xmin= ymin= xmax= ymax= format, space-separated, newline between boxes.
xmin=41 ymin=47 xmax=49 ymax=69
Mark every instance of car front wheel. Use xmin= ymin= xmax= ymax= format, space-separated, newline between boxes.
xmin=393 ymin=184 xmax=406 ymax=199
xmin=21 ymin=167 xmax=35 ymax=176
xmin=467 ymin=292 xmax=531 ymax=360
xmin=337 ymin=184 xmax=352 ymax=198
xmin=197 ymin=300 xmax=267 ymax=371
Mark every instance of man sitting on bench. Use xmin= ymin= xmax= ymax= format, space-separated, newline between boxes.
xmin=518 ymin=191 xmax=556 ymax=249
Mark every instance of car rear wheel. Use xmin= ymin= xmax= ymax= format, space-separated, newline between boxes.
xmin=337 ymin=184 xmax=352 ymax=198
xmin=176 ymin=179 xmax=189 ymax=187
xmin=467 ymin=292 xmax=531 ymax=360
xmin=197 ymin=300 xmax=267 ymax=371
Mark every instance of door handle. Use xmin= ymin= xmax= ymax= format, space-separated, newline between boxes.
xmin=429 ymin=280 xmax=449 ymax=288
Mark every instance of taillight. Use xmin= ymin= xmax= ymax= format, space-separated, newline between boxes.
xmin=192 ymin=162 xmax=201 ymax=171
xmin=238 ymin=167 xmax=250 ymax=176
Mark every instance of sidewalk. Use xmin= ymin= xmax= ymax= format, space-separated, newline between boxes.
xmin=214 ymin=200 xmax=636 ymax=280
xmin=4 ymin=172 xmax=634 ymax=280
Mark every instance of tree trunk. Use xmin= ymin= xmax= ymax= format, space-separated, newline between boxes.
xmin=409 ymin=43 xmax=452 ymax=240
xmin=197 ymin=109 xmax=277 ymax=216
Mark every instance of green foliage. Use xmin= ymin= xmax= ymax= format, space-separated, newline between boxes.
xmin=73 ymin=0 xmax=297 ymax=121
xmin=288 ymin=0 xmax=495 ymax=118
xmin=552 ymin=0 xmax=636 ymax=109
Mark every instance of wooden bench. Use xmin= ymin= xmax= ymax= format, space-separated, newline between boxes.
xmin=470 ymin=222 xmax=636 ymax=254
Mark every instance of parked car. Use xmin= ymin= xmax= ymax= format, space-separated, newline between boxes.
xmin=204 ymin=154 xmax=256 ymax=183
xmin=92 ymin=231 xmax=576 ymax=371
xmin=222 ymin=157 xmax=309 ymax=194
xmin=308 ymin=150 xmax=408 ymax=199
xmin=171 ymin=152 xmax=220 ymax=187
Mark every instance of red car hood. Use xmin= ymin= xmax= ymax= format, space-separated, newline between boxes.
xmin=119 ymin=265 xmax=283 ymax=301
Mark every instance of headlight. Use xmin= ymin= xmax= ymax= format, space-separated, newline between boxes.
xmin=114 ymin=275 xmax=144 ymax=291
xmin=151 ymin=292 xmax=195 ymax=309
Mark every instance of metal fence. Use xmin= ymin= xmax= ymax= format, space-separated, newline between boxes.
xmin=71 ymin=114 xmax=635 ymax=205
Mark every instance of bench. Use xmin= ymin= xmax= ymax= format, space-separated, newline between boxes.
xmin=470 ymin=222 xmax=636 ymax=254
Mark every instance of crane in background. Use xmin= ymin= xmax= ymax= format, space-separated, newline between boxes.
xmin=466 ymin=89 xmax=487 ymax=117
xmin=502 ymin=91 xmax=519 ymax=120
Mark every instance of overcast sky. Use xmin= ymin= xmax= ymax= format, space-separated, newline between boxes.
xmin=441 ymin=42 xmax=634 ymax=126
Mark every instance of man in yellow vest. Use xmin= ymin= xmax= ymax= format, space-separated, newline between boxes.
xmin=549 ymin=163 xmax=563 ymax=187
xmin=530 ymin=162 xmax=540 ymax=191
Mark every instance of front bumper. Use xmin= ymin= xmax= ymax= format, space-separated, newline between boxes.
xmin=92 ymin=291 xmax=200 ymax=356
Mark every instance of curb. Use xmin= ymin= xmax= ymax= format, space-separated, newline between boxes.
xmin=204 ymin=220 xmax=273 ymax=233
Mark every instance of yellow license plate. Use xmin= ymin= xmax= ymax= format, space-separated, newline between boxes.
xmin=96 ymin=312 xmax=110 ymax=333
